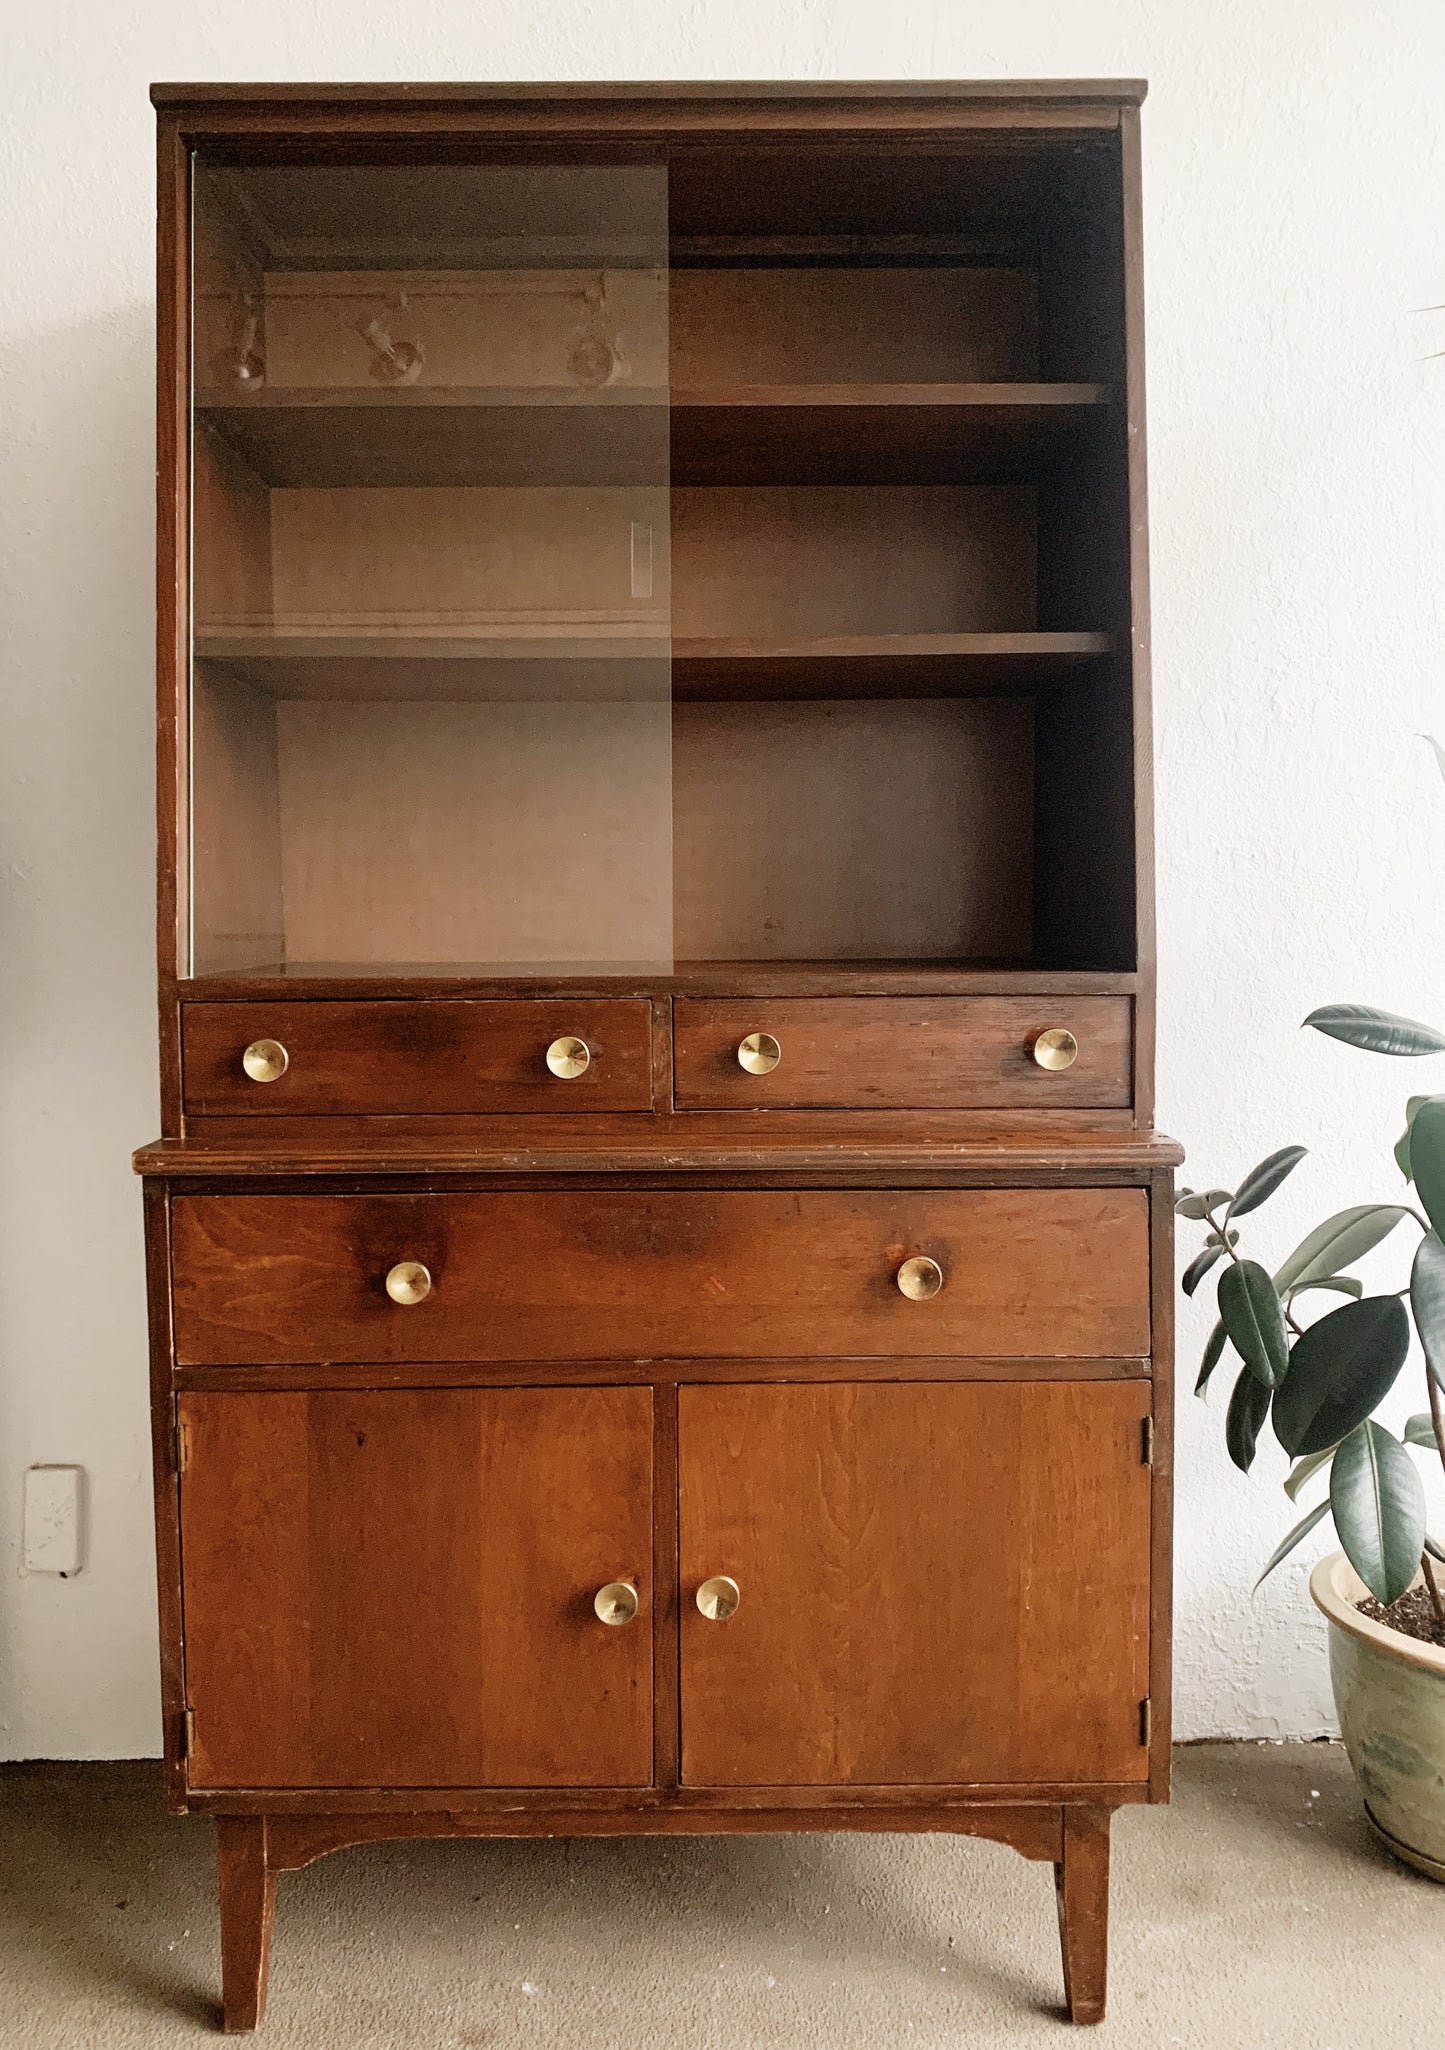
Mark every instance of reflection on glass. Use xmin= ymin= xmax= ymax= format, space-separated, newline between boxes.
xmin=188 ymin=162 xmax=671 ymax=978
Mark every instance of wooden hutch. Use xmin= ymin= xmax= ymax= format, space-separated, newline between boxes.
xmin=135 ymin=80 xmax=1178 ymax=2032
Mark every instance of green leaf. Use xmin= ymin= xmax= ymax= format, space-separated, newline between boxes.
xmin=1227 ymin=1145 xmax=1308 ymax=1220
xmin=1284 ymin=1443 xmax=1339 ymax=1502
xmin=1394 ymin=1094 xmax=1445 ymax=1183
xmin=1195 ymin=1319 xmax=1228 ymax=1397
xmin=1286 ymin=1276 xmax=1363 ymax=1304
xmin=1271 ymin=1294 xmax=1412 ymax=1455
xmin=1272 ymin=1205 xmax=1411 ymax=1294
xmin=1411 ymin=1101 xmax=1445 ymax=1244
xmin=1409 ymin=1231 xmax=1445 ymax=1386
xmin=1303 ymin=1005 xmax=1445 ymax=1057
xmin=1254 ymin=1500 xmax=1333 ymax=1591
xmin=1427 ymin=1533 xmax=1445 ymax=1565
xmin=1217 ymin=1260 xmax=1290 ymax=1388
xmin=1176 ymin=1188 xmax=1233 ymax=1221
xmin=1404 ymin=1413 xmax=1442 ymax=1450
xmin=1182 ymin=1243 xmax=1225 ymax=1296
xmin=1227 ymin=1365 xmax=1273 ymax=1472
xmin=1329 ymin=1421 xmax=1426 ymax=1606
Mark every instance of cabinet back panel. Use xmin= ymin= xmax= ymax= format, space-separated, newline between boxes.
xmin=193 ymin=425 xmax=272 ymax=630
xmin=276 ymin=699 xmax=672 ymax=967
xmin=191 ymin=664 xmax=283 ymax=976
xmin=266 ymin=487 xmax=669 ymax=634
xmin=257 ymin=268 xmax=668 ymax=392
xmin=671 ymin=487 xmax=1034 ymax=637
xmin=670 ymin=268 xmax=1038 ymax=385
xmin=673 ymin=697 xmax=1032 ymax=962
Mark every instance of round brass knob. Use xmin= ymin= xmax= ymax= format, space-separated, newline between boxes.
xmin=737 ymin=1032 xmax=781 ymax=1076
xmin=1032 ymin=1027 xmax=1079 ymax=1072
xmin=594 ymin=1581 xmax=639 ymax=1626
xmin=242 ymin=1038 xmax=288 ymax=1084
xmin=696 ymin=1574 xmax=741 ymax=1621
xmin=896 ymin=1255 xmax=944 ymax=1301
xmin=546 ymin=1036 xmax=591 ymax=1079
xmin=385 ymin=1261 xmax=432 ymax=1306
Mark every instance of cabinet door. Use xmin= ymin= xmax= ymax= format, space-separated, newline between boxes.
xmin=679 ymin=1381 xmax=1151 ymax=1788
xmin=179 ymin=1387 xmax=652 ymax=1789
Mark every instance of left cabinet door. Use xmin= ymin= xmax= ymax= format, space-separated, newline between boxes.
xmin=178 ymin=1386 xmax=653 ymax=1789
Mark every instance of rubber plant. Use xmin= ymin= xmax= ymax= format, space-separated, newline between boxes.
xmin=1179 ymin=1004 xmax=1445 ymax=1618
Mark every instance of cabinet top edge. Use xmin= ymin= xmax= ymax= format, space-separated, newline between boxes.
xmin=133 ymin=1131 xmax=1184 ymax=1178
xmin=151 ymin=77 xmax=1147 ymax=113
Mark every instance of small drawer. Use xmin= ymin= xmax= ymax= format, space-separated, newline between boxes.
xmin=170 ymin=1186 xmax=1150 ymax=1365
xmin=181 ymin=1000 xmax=653 ymax=1116
xmin=673 ymin=996 xmax=1132 ymax=1110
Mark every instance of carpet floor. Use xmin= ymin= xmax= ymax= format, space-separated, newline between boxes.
xmin=0 ymin=1743 xmax=1440 ymax=2047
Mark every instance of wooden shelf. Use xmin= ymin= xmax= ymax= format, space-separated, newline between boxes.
xmin=177 ymin=961 xmax=1141 ymax=997
xmin=674 ymin=632 xmax=1114 ymax=698
xmin=197 ymin=383 xmax=1111 ymax=488
xmin=673 ymin=384 xmax=1113 ymax=484
xmin=195 ymin=630 xmax=1115 ymax=701
xmin=198 ymin=387 xmax=668 ymax=489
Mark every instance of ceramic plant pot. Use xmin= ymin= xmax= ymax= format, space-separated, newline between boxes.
xmin=1311 ymin=1551 xmax=1445 ymax=1880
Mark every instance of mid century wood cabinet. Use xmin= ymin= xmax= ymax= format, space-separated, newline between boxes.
xmin=136 ymin=79 xmax=1178 ymax=2032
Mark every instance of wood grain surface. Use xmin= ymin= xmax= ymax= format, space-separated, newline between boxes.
xmin=678 ymin=1381 xmax=1151 ymax=1786
xmin=674 ymin=995 xmax=1131 ymax=1109
xmin=182 ymin=999 xmax=654 ymax=1115
xmin=169 ymin=1186 xmax=1151 ymax=1364
xmin=180 ymin=1386 xmax=654 ymax=1788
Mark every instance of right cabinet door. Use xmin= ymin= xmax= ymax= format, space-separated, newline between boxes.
xmin=678 ymin=1380 xmax=1153 ymax=1788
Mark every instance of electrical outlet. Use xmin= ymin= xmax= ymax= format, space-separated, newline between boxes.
xmin=22 ymin=1466 xmax=85 ymax=1576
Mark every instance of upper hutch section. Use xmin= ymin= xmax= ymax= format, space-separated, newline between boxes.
xmin=169 ymin=85 xmax=1148 ymax=984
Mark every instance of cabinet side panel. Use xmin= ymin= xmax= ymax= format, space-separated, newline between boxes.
xmin=1121 ymin=105 xmax=1156 ymax=1120
xmin=156 ymin=119 xmax=190 ymax=1119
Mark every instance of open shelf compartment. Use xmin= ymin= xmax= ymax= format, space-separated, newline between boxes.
xmin=186 ymin=140 xmax=1138 ymax=982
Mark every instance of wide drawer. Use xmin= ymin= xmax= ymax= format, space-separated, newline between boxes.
xmin=170 ymin=1187 xmax=1150 ymax=1365
xmin=673 ymin=997 xmax=1132 ymax=1109
xmin=181 ymin=1000 xmax=653 ymax=1115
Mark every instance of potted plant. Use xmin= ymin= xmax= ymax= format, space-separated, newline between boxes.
xmin=1178 ymin=1001 xmax=1445 ymax=1878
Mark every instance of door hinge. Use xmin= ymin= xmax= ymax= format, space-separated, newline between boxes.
xmin=1141 ymin=1415 xmax=1155 ymax=1466
xmin=173 ymin=1413 xmax=190 ymax=1477
xmin=1140 ymin=1696 xmax=1152 ymax=1748
xmin=180 ymin=1707 xmax=195 ymax=1758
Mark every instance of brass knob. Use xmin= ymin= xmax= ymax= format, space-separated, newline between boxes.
xmin=896 ymin=1255 xmax=944 ymax=1301
xmin=1032 ymin=1027 xmax=1079 ymax=1072
xmin=242 ymin=1038 xmax=288 ymax=1083
xmin=696 ymin=1574 xmax=741 ymax=1621
xmin=546 ymin=1036 xmax=591 ymax=1079
xmin=594 ymin=1581 xmax=639 ymax=1626
xmin=737 ymin=1032 xmax=781 ymax=1075
xmin=385 ymin=1261 xmax=432 ymax=1306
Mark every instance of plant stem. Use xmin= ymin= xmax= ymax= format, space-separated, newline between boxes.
xmin=1429 ymin=1363 xmax=1445 ymax=1489
xmin=1423 ymin=1370 xmax=1445 ymax=1627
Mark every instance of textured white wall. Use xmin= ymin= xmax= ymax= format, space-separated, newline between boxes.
xmin=3 ymin=3 xmax=1444 ymax=1757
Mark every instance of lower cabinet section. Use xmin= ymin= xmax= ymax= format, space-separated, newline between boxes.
xmin=178 ymin=1386 xmax=654 ymax=1790
xmin=678 ymin=1380 xmax=1153 ymax=1788
xmin=178 ymin=1376 xmax=1153 ymax=1798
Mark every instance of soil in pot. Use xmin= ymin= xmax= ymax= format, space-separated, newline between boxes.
xmin=1357 ymin=1587 xmax=1445 ymax=1649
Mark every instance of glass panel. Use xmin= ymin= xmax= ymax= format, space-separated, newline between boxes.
xmin=189 ymin=160 xmax=670 ymax=977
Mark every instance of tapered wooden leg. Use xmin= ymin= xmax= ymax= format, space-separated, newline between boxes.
xmin=1054 ymin=1806 xmax=1111 ymax=2024
xmin=217 ymin=1817 xmax=276 ymax=2033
